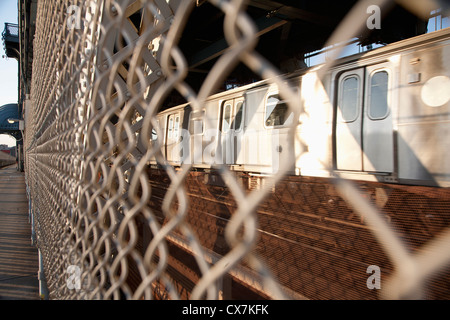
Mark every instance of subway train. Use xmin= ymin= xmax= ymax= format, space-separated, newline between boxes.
xmin=150 ymin=27 xmax=450 ymax=188
xmin=0 ymin=150 xmax=15 ymax=168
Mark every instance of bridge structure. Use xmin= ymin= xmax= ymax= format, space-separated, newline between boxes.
xmin=1 ymin=23 xmax=19 ymax=59
xmin=1 ymin=0 xmax=450 ymax=301
xmin=2 ymin=22 xmax=25 ymax=171
xmin=0 ymin=103 xmax=21 ymax=139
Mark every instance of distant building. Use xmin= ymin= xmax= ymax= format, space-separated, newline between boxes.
xmin=0 ymin=145 xmax=16 ymax=157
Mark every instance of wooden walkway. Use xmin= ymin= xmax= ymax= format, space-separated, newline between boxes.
xmin=0 ymin=165 xmax=39 ymax=300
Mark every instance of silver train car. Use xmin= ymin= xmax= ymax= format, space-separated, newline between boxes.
xmin=151 ymin=28 xmax=450 ymax=188
xmin=0 ymin=151 xmax=15 ymax=168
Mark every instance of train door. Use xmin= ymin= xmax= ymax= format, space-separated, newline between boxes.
xmin=336 ymin=69 xmax=365 ymax=171
xmin=363 ymin=63 xmax=394 ymax=172
xmin=335 ymin=62 xmax=394 ymax=173
xmin=233 ymin=98 xmax=245 ymax=165
xmin=189 ymin=109 xmax=205 ymax=165
xmin=264 ymin=92 xmax=295 ymax=173
xmin=219 ymin=98 xmax=244 ymax=165
xmin=166 ymin=112 xmax=180 ymax=163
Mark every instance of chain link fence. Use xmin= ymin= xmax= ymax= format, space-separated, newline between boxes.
xmin=24 ymin=0 xmax=450 ymax=300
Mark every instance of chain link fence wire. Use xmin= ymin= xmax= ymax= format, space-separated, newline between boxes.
xmin=24 ymin=0 xmax=450 ymax=300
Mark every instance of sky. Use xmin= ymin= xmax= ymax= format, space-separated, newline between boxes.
xmin=0 ymin=0 xmax=18 ymax=147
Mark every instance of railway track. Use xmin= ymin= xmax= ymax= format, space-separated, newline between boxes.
xmin=145 ymin=167 xmax=450 ymax=300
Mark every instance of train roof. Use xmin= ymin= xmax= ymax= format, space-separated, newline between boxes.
xmin=157 ymin=27 xmax=450 ymax=115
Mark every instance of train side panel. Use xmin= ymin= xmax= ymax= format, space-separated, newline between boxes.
xmin=295 ymin=70 xmax=333 ymax=178
xmin=242 ymin=86 xmax=278 ymax=173
xmin=397 ymin=37 xmax=450 ymax=187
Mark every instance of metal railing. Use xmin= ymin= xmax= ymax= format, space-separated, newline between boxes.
xmin=2 ymin=22 xmax=19 ymax=38
xmin=24 ymin=0 xmax=450 ymax=300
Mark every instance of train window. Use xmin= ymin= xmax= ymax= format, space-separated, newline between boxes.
xmin=167 ymin=116 xmax=174 ymax=139
xmin=234 ymin=101 xmax=244 ymax=131
xmin=369 ymin=71 xmax=389 ymax=120
xmin=174 ymin=115 xmax=180 ymax=139
xmin=189 ymin=110 xmax=205 ymax=135
xmin=339 ymin=76 xmax=359 ymax=122
xmin=265 ymin=94 xmax=292 ymax=127
xmin=151 ymin=120 xmax=159 ymax=141
xmin=222 ymin=103 xmax=232 ymax=133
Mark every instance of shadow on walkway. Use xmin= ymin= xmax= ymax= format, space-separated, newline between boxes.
xmin=0 ymin=165 xmax=39 ymax=300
